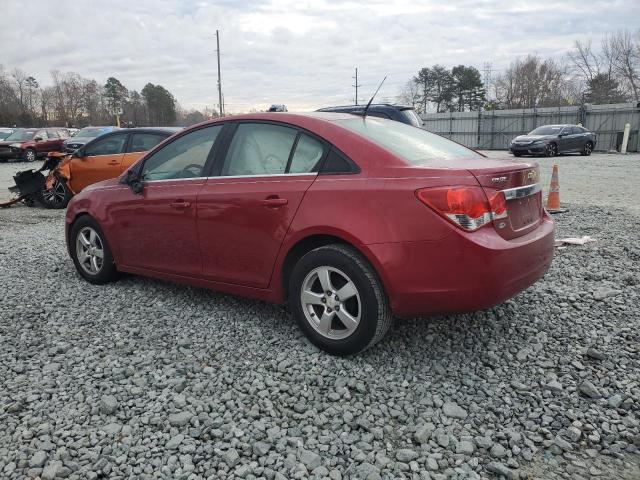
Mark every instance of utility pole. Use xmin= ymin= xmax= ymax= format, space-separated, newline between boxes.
xmin=352 ymin=68 xmax=362 ymax=105
xmin=216 ymin=30 xmax=224 ymax=117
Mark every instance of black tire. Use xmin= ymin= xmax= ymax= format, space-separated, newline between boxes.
xmin=289 ymin=243 xmax=392 ymax=355
xmin=581 ymin=141 xmax=593 ymax=156
xmin=69 ymin=216 xmax=119 ymax=284
xmin=545 ymin=143 xmax=558 ymax=157
xmin=23 ymin=148 xmax=37 ymax=162
xmin=513 ymin=152 xmax=522 ymax=157
xmin=39 ymin=178 xmax=73 ymax=209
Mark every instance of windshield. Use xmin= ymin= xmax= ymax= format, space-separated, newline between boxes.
xmin=401 ymin=109 xmax=423 ymax=127
xmin=529 ymin=126 xmax=564 ymax=135
xmin=76 ymin=127 xmax=108 ymax=138
xmin=337 ymin=117 xmax=481 ymax=164
xmin=5 ymin=129 xmax=37 ymax=141
xmin=0 ymin=131 xmax=12 ymax=140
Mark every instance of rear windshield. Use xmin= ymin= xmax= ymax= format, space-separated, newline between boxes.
xmin=400 ymin=109 xmax=423 ymax=127
xmin=529 ymin=126 xmax=563 ymax=135
xmin=76 ymin=127 xmax=108 ymax=138
xmin=336 ymin=118 xmax=481 ymax=164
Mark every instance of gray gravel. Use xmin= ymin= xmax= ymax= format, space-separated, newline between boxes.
xmin=1 ymin=157 xmax=640 ymax=479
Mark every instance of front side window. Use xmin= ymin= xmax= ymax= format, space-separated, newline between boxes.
xmin=141 ymin=125 xmax=222 ymax=181
xmin=47 ymin=130 xmax=59 ymax=139
xmin=130 ymin=133 xmax=166 ymax=153
xmin=289 ymin=134 xmax=325 ymax=174
xmin=337 ymin=117 xmax=481 ymax=165
xmin=36 ymin=130 xmax=49 ymax=140
xmin=221 ymin=123 xmax=297 ymax=176
xmin=84 ymin=134 xmax=127 ymax=156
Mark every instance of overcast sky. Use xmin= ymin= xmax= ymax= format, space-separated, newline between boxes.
xmin=1 ymin=0 xmax=638 ymax=113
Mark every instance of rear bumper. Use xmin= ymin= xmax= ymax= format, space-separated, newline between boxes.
xmin=369 ymin=214 xmax=555 ymax=317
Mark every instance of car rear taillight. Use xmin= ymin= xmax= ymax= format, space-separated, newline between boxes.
xmin=416 ymin=186 xmax=507 ymax=231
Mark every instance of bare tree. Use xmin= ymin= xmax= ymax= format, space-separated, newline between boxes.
xmin=604 ymin=30 xmax=640 ymax=101
xmin=396 ymin=80 xmax=420 ymax=110
xmin=495 ymin=55 xmax=569 ymax=108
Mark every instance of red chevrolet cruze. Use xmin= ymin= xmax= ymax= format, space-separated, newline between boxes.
xmin=65 ymin=113 xmax=554 ymax=354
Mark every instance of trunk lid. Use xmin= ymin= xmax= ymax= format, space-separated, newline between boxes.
xmin=466 ymin=158 xmax=542 ymax=240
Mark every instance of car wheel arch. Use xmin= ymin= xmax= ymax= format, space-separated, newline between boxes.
xmin=67 ymin=212 xmax=119 ymax=267
xmin=277 ymin=233 xmax=389 ymax=306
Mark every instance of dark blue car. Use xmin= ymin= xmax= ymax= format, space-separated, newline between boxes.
xmin=316 ymin=104 xmax=423 ymax=127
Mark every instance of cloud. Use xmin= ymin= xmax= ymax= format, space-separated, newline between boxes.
xmin=0 ymin=0 xmax=637 ymax=112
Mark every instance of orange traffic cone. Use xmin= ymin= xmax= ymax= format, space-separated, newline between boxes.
xmin=546 ymin=164 xmax=565 ymax=213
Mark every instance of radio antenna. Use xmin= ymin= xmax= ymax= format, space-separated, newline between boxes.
xmin=362 ymin=76 xmax=387 ymax=118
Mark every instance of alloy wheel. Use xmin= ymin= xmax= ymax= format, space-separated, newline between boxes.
xmin=547 ymin=144 xmax=557 ymax=157
xmin=300 ymin=266 xmax=361 ymax=340
xmin=584 ymin=143 xmax=592 ymax=155
xmin=75 ymin=227 xmax=104 ymax=275
xmin=42 ymin=180 xmax=67 ymax=207
xmin=25 ymin=149 xmax=36 ymax=162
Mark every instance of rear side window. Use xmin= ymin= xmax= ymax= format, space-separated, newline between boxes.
xmin=337 ymin=117 xmax=481 ymax=164
xmin=289 ymin=134 xmax=325 ymax=173
xmin=321 ymin=149 xmax=358 ymax=174
xmin=48 ymin=130 xmax=59 ymax=139
xmin=129 ymin=133 xmax=166 ymax=153
xmin=221 ymin=123 xmax=297 ymax=176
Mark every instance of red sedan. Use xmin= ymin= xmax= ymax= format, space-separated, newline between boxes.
xmin=65 ymin=113 xmax=555 ymax=355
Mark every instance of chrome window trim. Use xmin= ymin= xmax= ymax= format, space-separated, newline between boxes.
xmin=142 ymin=176 xmax=209 ymax=183
xmin=211 ymin=173 xmax=318 ymax=180
xmin=142 ymin=173 xmax=318 ymax=183
xmin=502 ymin=183 xmax=541 ymax=200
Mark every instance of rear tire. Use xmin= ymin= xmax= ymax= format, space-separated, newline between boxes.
xmin=581 ymin=142 xmax=593 ymax=156
xmin=289 ymin=244 xmax=392 ymax=355
xmin=513 ymin=152 xmax=522 ymax=157
xmin=23 ymin=148 xmax=36 ymax=162
xmin=69 ymin=216 xmax=119 ymax=284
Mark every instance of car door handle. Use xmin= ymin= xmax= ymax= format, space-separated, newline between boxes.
xmin=170 ymin=201 xmax=191 ymax=209
xmin=261 ymin=197 xmax=288 ymax=207
xmin=108 ymin=161 xmax=120 ymax=165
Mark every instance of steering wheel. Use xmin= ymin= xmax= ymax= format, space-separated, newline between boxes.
xmin=180 ymin=163 xmax=203 ymax=178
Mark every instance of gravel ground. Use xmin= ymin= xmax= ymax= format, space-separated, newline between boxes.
xmin=1 ymin=156 xmax=639 ymax=480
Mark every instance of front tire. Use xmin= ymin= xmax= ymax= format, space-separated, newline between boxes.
xmin=39 ymin=178 xmax=73 ymax=209
xmin=545 ymin=143 xmax=558 ymax=157
xmin=69 ymin=216 xmax=119 ymax=284
xmin=23 ymin=148 xmax=37 ymax=162
xmin=289 ymin=244 xmax=392 ymax=355
xmin=512 ymin=152 xmax=522 ymax=157
xmin=581 ymin=142 xmax=593 ymax=156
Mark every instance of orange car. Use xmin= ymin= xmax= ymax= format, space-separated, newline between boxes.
xmin=41 ymin=128 xmax=180 ymax=208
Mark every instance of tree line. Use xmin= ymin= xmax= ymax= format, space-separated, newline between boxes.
xmin=398 ymin=29 xmax=640 ymax=112
xmin=0 ymin=68 xmax=214 ymax=128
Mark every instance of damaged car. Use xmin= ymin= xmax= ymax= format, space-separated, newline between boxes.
xmin=40 ymin=127 xmax=180 ymax=208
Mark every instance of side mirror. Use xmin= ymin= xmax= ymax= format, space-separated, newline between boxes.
xmin=72 ymin=148 xmax=83 ymax=158
xmin=34 ymin=136 xmax=43 ymax=142
xmin=121 ymin=169 xmax=144 ymax=194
